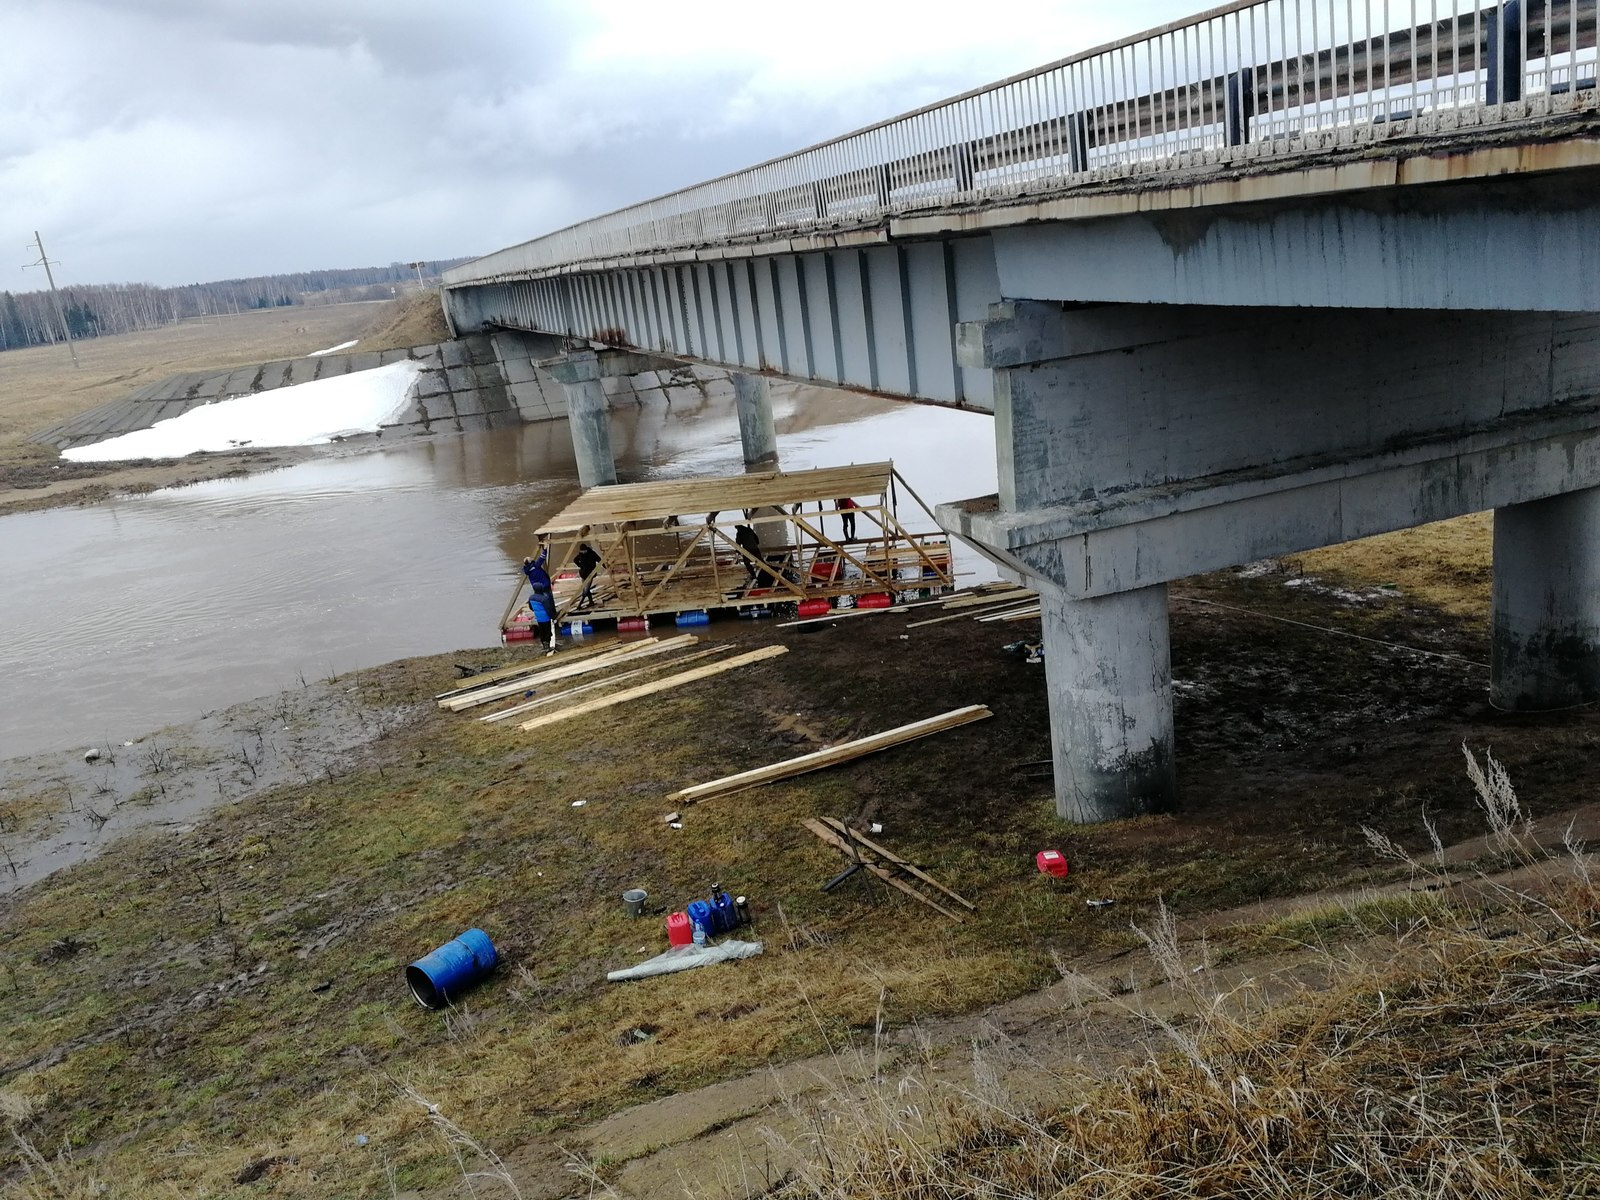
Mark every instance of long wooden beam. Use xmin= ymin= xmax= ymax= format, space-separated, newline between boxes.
xmin=441 ymin=636 xmax=697 ymax=712
xmin=480 ymin=645 xmax=733 ymax=722
xmin=432 ymin=642 xmax=618 ymax=700
xmin=517 ymin=644 xmax=789 ymax=732
xmin=673 ymin=705 xmax=992 ymax=805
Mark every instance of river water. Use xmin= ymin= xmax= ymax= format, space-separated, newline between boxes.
xmin=1 ymin=385 xmax=997 ymax=760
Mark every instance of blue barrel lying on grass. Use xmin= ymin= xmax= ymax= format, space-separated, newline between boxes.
xmin=406 ymin=928 xmax=498 ymax=1009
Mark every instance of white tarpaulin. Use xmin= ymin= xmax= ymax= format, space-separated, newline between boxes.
xmin=606 ymin=939 xmax=764 ymax=982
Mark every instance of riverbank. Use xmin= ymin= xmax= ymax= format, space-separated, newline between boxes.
xmin=0 ymin=296 xmax=448 ymax=517
xmin=5 ymin=555 xmax=1597 ymax=1196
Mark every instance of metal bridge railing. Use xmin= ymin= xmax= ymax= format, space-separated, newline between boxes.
xmin=446 ymin=0 xmax=1597 ymax=284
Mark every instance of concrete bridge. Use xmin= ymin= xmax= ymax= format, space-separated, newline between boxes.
xmin=441 ymin=0 xmax=1600 ymax=823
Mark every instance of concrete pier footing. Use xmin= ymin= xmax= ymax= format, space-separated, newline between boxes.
xmin=1040 ymin=584 xmax=1177 ymax=822
xmin=1492 ymin=488 xmax=1600 ymax=710
xmin=545 ymin=351 xmax=617 ymax=489
xmin=733 ymin=374 xmax=778 ymax=467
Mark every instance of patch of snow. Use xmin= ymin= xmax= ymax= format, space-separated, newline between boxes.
xmin=1282 ymin=574 xmax=1396 ymax=604
xmin=308 ymin=339 xmax=359 ymax=356
xmin=62 ymin=362 xmax=421 ymax=463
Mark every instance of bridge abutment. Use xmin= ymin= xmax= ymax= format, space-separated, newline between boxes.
xmin=1492 ymin=488 xmax=1600 ymax=710
xmin=733 ymin=374 xmax=778 ymax=467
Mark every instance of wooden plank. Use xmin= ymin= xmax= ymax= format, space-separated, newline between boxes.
xmin=441 ymin=641 xmax=664 ymax=711
xmin=976 ymin=604 xmax=1042 ymax=622
xmin=517 ymin=645 xmax=789 ymax=732
xmin=818 ymin=817 xmax=975 ymax=911
xmin=673 ymin=705 xmax=992 ymax=804
xmin=905 ymin=601 xmax=1033 ymax=629
xmin=480 ymin=645 xmax=733 ymax=722
xmin=942 ymin=588 xmax=1032 ymax=610
xmin=801 ymin=819 xmax=965 ymax=922
xmin=442 ymin=636 xmax=698 ymax=711
xmin=432 ymin=643 xmax=617 ymax=700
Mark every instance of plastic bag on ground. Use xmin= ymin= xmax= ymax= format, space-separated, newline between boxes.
xmin=606 ymin=939 xmax=764 ymax=982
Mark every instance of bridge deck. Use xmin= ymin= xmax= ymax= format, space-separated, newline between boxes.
xmin=501 ymin=462 xmax=954 ymax=637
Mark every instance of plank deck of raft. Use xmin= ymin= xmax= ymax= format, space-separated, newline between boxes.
xmin=501 ymin=461 xmax=955 ymax=637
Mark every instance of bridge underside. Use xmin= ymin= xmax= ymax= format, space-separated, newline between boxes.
xmin=445 ymin=158 xmax=1600 ymax=823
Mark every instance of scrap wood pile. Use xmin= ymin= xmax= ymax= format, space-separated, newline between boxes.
xmin=436 ymin=635 xmax=787 ymax=730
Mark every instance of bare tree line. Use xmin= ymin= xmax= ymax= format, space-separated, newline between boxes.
xmin=0 ymin=259 xmax=468 ymax=353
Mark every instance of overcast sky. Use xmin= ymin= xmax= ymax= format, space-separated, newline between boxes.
xmin=2 ymin=0 xmax=1200 ymax=295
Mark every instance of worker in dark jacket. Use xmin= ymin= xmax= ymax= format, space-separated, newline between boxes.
xmin=522 ymin=539 xmax=557 ymax=647
xmin=573 ymin=543 xmax=601 ymax=610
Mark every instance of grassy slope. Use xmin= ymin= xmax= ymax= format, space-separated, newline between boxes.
xmin=1 ymin=575 xmax=1519 ymax=1197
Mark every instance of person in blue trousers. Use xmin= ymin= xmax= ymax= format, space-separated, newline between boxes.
xmin=522 ymin=538 xmax=558 ymax=649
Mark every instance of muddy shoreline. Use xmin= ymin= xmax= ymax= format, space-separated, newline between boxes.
xmin=0 ymin=672 xmax=426 ymax=894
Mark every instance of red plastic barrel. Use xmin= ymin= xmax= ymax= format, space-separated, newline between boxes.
xmin=858 ymin=592 xmax=893 ymax=609
xmin=503 ymin=628 xmax=533 ymax=642
xmin=666 ymin=911 xmax=693 ymax=947
xmin=798 ymin=599 xmax=831 ymax=618
xmin=618 ymin=617 xmax=649 ymax=633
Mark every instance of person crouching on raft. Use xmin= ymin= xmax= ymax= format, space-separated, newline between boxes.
xmin=522 ymin=538 xmax=557 ymax=649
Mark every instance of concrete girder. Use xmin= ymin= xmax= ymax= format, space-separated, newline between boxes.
xmin=442 ymin=241 xmax=1001 ymax=411
xmin=990 ymin=170 xmax=1600 ymax=312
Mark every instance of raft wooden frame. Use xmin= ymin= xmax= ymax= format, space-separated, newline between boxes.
xmin=501 ymin=461 xmax=955 ymax=633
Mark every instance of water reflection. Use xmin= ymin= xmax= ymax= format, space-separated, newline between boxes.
xmin=0 ymin=383 xmax=996 ymax=759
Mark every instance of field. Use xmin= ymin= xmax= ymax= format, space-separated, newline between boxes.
xmin=0 ymin=293 xmax=449 ymax=515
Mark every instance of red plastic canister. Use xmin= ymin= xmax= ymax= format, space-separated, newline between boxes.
xmin=666 ymin=911 xmax=693 ymax=947
xmin=857 ymin=592 xmax=894 ymax=609
xmin=798 ymin=599 xmax=831 ymax=618
xmin=1036 ymin=850 xmax=1069 ymax=878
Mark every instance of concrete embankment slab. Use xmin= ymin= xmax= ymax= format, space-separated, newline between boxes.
xmin=29 ymin=334 xmax=532 ymax=452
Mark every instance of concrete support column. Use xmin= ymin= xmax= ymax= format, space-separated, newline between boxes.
xmin=1491 ymin=488 xmax=1600 ymax=709
xmin=1039 ymin=584 xmax=1177 ymax=822
xmin=546 ymin=351 xmax=617 ymax=488
xmin=733 ymin=373 xmax=778 ymax=467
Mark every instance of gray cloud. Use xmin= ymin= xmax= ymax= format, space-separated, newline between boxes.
xmin=1 ymin=0 xmax=1195 ymax=292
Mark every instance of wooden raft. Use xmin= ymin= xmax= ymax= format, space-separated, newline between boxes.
xmin=501 ymin=460 xmax=956 ymax=634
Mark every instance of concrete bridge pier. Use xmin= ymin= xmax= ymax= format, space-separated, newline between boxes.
xmin=733 ymin=374 xmax=778 ymax=467
xmin=543 ymin=350 xmax=617 ymax=488
xmin=1492 ymin=488 xmax=1600 ymax=710
xmin=1038 ymin=584 xmax=1177 ymax=822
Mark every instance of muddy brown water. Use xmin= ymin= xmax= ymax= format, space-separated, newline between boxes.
xmin=0 ymin=385 xmax=997 ymax=764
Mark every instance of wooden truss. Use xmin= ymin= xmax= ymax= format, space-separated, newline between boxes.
xmin=501 ymin=462 xmax=954 ymax=631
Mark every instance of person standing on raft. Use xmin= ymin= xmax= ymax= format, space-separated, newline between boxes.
xmin=522 ymin=538 xmax=558 ymax=649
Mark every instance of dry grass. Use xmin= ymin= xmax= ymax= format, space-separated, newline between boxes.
xmin=1300 ymin=513 xmax=1493 ymax=623
xmin=760 ymin=759 xmax=1600 ymax=1200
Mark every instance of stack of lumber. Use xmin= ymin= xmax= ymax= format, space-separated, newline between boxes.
xmin=438 ymin=637 xmax=698 ymax=713
xmin=482 ymin=644 xmax=734 ymax=723
xmin=802 ymin=817 xmax=975 ymax=922
xmin=671 ymin=705 xmax=991 ymax=806
xmin=517 ymin=644 xmax=788 ymax=732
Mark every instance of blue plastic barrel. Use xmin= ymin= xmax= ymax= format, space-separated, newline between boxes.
xmin=675 ymin=610 xmax=710 ymax=627
xmin=560 ymin=620 xmax=593 ymax=636
xmin=405 ymin=928 xmax=498 ymax=1009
